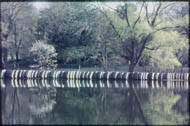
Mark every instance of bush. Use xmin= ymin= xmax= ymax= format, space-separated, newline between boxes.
xmin=30 ymin=40 xmax=57 ymax=69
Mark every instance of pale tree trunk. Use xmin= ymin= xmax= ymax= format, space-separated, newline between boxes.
xmin=13 ymin=24 xmax=23 ymax=69
xmin=102 ymin=40 xmax=108 ymax=72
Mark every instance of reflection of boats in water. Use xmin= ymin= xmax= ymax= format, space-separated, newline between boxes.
xmin=0 ymin=79 xmax=189 ymax=90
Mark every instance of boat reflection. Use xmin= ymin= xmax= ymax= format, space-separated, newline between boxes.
xmin=0 ymin=79 xmax=189 ymax=90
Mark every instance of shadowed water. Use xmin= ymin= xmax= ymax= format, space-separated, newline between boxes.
xmin=0 ymin=79 xmax=189 ymax=125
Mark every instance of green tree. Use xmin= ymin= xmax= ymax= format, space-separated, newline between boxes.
xmin=168 ymin=2 xmax=189 ymax=67
xmin=36 ymin=2 xmax=100 ymax=67
xmin=89 ymin=8 xmax=120 ymax=71
xmin=98 ymin=2 xmax=188 ymax=71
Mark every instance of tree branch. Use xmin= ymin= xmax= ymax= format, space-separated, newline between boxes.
xmin=145 ymin=44 xmax=168 ymax=50
xmin=159 ymin=3 xmax=175 ymax=14
xmin=136 ymin=34 xmax=152 ymax=66
xmin=150 ymin=26 xmax=177 ymax=35
xmin=133 ymin=2 xmax=145 ymax=28
xmin=151 ymin=2 xmax=162 ymax=26
xmin=124 ymin=4 xmax=131 ymax=27
xmin=145 ymin=3 xmax=150 ymax=25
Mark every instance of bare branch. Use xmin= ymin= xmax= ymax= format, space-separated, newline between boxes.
xmin=151 ymin=26 xmax=177 ymax=35
xmin=145 ymin=47 xmax=159 ymax=50
xmin=145 ymin=44 xmax=169 ymax=50
xmin=159 ymin=3 xmax=175 ymax=14
xmin=151 ymin=2 xmax=162 ymax=26
xmin=133 ymin=2 xmax=145 ymax=28
xmin=124 ymin=4 xmax=131 ymax=27
xmin=145 ymin=3 xmax=150 ymax=25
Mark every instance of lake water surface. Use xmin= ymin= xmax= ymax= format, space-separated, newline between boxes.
xmin=0 ymin=79 xmax=189 ymax=125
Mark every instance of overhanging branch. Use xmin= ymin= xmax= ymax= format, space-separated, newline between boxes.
xmin=145 ymin=44 xmax=169 ymax=50
xmin=150 ymin=26 xmax=177 ymax=35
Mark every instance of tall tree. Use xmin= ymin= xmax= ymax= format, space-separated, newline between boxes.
xmin=1 ymin=2 xmax=37 ymax=68
xmin=36 ymin=2 xmax=100 ymax=67
xmin=90 ymin=8 xmax=120 ymax=71
xmin=98 ymin=2 xmax=188 ymax=71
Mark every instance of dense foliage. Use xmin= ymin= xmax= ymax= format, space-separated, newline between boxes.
xmin=1 ymin=2 xmax=189 ymax=71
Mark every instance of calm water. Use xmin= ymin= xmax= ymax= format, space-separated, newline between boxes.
xmin=0 ymin=79 xmax=189 ymax=125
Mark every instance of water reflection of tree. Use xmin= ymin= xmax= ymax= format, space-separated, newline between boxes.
xmin=1 ymin=79 xmax=189 ymax=125
xmin=174 ymin=91 xmax=189 ymax=116
xmin=124 ymin=83 xmax=148 ymax=125
xmin=141 ymin=86 xmax=189 ymax=125
xmin=2 ymin=85 xmax=22 ymax=124
xmin=29 ymin=86 xmax=56 ymax=124
xmin=1 ymin=79 xmax=56 ymax=124
xmin=51 ymin=80 xmax=189 ymax=125
xmin=52 ymin=88 xmax=98 ymax=124
xmin=97 ymin=80 xmax=149 ymax=125
xmin=50 ymin=80 xmax=148 ymax=124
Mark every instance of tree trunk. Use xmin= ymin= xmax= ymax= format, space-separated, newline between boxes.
xmin=2 ymin=47 xmax=8 ymax=69
xmin=129 ymin=64 xmax=135 ymax=72
xmin=102 ymin=40 xmax=108 ymax=72
xmin=129 ymin=38 xmax=135 ymax=72
xmin=15 ymin=51 xmax=19 ymax=68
